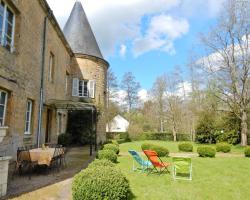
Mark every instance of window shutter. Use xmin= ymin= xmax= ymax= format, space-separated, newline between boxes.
xmin=88 ymin=80 xmax=96 ymax=98
xmin=72 ymin=78 xmax=79 ymax=97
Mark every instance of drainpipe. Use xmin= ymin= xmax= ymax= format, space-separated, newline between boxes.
xmin=90 ymin=108 xmax=94 ymax=156
xmin=37 ymin=16 xmax=48 ymax=147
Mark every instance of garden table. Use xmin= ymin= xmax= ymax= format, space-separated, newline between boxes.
xmin=20 ymin=148 xmax=59 ymax=166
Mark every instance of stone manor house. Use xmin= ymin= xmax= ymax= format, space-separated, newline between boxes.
xmin=0 ymin=0 xmax=109 ymax=158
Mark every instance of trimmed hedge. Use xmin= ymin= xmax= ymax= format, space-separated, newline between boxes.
xmin=103 ymin=144 xmax=119 ymax=154
xmin=197 ymin=146 xmax=216 ymax=157
xmin=97 ymin=150 xmax=117 ymax=163
xmin=111 ymin=140 xmax=119 ymax=147
xmin=216 ymin=143 xmax=231 ymax=153
xmin=141 ymin=143 xmax=169 ymax=157
xmin=178 ymin=142 xmax=193 ymax=152
xmin=245 ymin=146 xmax=250 ymax=157
xmin=72 ymin=165 xmax=130 ymax=200
xmin=138 ymin=132 xmax=191 ymax=141
xmin=88 ymin=159 xmax=115 ymax=168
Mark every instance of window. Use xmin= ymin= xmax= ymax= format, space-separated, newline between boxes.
xmin=0 ymin=90 xmax=7 ymax=126
xmin=79 ymin=80 xmax=88 ymax=97
xmin=24 ymin=100 xmax=33 ymax=134
xmin=48 ymin=53 xmax=55 ymax=82
xmin=72 ymin=78 xmax=95 ymax=98
xmin=0 ymin=1 xmax=15 ymax=51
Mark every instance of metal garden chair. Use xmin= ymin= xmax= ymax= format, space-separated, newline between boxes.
xmin=143 ymin=150 xmax=171 ymax=175
xmin=128 ymin=150 xmax=152 ymax=172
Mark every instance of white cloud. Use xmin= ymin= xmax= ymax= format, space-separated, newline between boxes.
xmin=119 ymin=44 xmax=127 ymax=57
xmin=133 ymin=14 xmax=189 ymax=57
xmin=138 ymin=89 xmax=149 ymax=103
xmin=176 ymin=81 xmax=192 ymax=97
xmin=47 ymin=0 xmax=224 ymax=57
xmin=178 ymin=0 xmax=226 ymax=18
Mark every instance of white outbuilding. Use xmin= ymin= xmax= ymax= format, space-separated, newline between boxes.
xmin=106 ymin=115 xmax=129 ymax=133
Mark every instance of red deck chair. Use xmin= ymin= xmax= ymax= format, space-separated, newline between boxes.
xmin=143 ymin=150 xmax=171 ymax=174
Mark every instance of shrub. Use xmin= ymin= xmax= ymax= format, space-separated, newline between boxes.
xmin=197 ymin=146 xmax=216 ymax=157
xmin=141 ymin=143 xmax=169 ymax=157
xmin=88 ymin=159 xmax=115 ymax=168
xmin=111 ymin=140 xmax=119 ymax=147
xmin=58 ymin=133 xmax=72 ymax=146
xmin=215 ymin=130 xmax=240 ymax=145
xmin=103 ymin=144 xmax=119 ymax=154
xmin=196 ymin=112 xmax=217 ymax=144
xmin=97 ymin=150 xmax=117 ymax=163
xmin=178 ymin=142 xmax=193 ymax=152
xmin=216 ymin=143 xmax=231 ymax=153
xmin=141 ymin=143 xmax=152 ymax=150
xmin=245 ymin=146 xmax=250 ymax=157
xmin=72 ymin=165 xmax=130 ymax=200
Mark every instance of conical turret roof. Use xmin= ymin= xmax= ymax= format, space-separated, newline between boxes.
xmin=63 ymin=1 xmax=103 ymax=59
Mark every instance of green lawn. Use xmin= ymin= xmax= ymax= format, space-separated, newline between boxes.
xmin=117 ymin=141 xmax=250 ymax=200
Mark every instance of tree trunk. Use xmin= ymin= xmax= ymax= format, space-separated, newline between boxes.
xmin=160 ymin=119 xmax=164 ymax=133
xmin=241 ymin=110 xmax=248 ymax=146
xmin=173 ymin=127 xmax=177 ymax=142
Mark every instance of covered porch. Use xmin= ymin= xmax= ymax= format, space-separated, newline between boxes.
xmin=47 ymin=99 xmax=98 ymax=156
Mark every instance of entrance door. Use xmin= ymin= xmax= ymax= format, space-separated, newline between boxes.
xmin=45 ymin=109 xmax=52 ymax=143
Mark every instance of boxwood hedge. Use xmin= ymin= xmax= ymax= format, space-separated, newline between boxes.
xmin=141 ymin=143 xmax=169 ymax=157
xmin=216 ymin=143 xmax=231 ymax=153
xmin=103 ymin=144 xmax=119 ymax=154
xmin=197 ymin=146 xmax=216 ymax=158
xmin=178 ymin=142 xmax=193 ymax=152
xmin=245 ymin=146 xmax=250 ymax=157
xmin=97 ymin=149 xmax=117 ymax=163
xmin=72 ymin=165 xmax=130 ymax=200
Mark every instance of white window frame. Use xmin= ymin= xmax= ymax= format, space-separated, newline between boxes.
xmin=0 ymin=0 xmax=15 ymax=52
xmin=48 ymin=52 xmax=54 ymax=83
xmin=72 ymin=78 xmax=96 ymax=98
xmin=24 ymin=100 xmax=33 ymax=135
xmin=0 ymin=89 xmax=7 ymax=127
xmin=79 ymin=80 xmax=89 ymax=97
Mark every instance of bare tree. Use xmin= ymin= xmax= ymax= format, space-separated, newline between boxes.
xmin=106 ymin=68 xmax=119 ymax=131
xmin=200 ymin=0 xmax=250 ymax=146
xmin=121 ymin=72 xmax=141 ymax=113
xmin=151 ymin=75 xmax=167 ymax=132
xmin=165 ymin=68 xmax=183 ymax=141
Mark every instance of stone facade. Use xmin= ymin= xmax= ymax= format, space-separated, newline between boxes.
xmin=0 ymin=0 xmax=108 ymax=159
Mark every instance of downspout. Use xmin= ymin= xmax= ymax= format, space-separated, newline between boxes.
xmin=37 ymin=16 xmax=48 ymax=147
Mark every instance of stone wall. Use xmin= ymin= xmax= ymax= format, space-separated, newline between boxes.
xmin=0 ymin=0 xmax=108 ymax=158
xmin=71 ymin=55 xmax=108 ymax=144
xmin=0 ymin=0 xmax=71 ymax=157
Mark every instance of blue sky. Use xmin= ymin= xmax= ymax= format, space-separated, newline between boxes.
xmin=47 ymin=0 xmax=225 ymax=99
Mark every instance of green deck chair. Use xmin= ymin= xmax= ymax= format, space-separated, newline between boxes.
xmin=172 ymin=156 xmax=192 ymax=181
xmin=128 ymin=150 xmax=152 ymax=172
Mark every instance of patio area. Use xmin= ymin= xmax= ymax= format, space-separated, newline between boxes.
xmin=4 ymin=146 xmax=96 ymax=200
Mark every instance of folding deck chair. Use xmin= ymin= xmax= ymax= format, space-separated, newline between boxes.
xmin=143 ymin=150 xmax=171 ymax=175
xmin=128 ymin=150 xmax=152 ymax=172
xmin=172 ymin=156 xmax=192 ymax=181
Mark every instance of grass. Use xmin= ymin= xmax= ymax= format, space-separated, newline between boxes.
xmin=117 ymin=140 xmax=250 ymax=200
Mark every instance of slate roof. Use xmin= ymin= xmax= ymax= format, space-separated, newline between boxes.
xmin=63 ymin=1 xmax=103 ymax=59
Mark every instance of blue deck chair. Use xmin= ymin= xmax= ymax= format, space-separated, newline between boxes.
xmin=128 ymin=150 xmax=152 ymax=172
xmin=172 ymin=156 xmax=192 ymax=181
